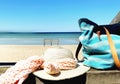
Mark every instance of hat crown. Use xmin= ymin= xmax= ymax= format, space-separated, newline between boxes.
xmin=43 ymin=47 xmax=74 ymax=62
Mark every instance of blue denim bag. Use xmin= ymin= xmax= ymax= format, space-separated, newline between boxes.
xmin=75 ymin=18 xmax=120 ymax=69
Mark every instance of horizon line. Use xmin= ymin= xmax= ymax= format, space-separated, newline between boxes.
xmin=0 ymin=31 xmax=81 ymax=34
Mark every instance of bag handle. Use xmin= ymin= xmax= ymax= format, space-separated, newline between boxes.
xmin=104 ymin=27 xmax=120 ymax=69
xmin=75 ymin=42 xmax=82 ymax=61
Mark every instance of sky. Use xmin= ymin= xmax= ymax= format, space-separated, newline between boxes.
xmin=0 ymin=0 xmax=119 ymax=32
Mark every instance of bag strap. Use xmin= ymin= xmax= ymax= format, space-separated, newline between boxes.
xmin=104 ymin=27 xmax=120 ymax=69
xmin=75 ymin=42 xmax=82 ymax=61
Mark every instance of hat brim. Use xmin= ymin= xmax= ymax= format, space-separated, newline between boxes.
xmin=33 ymin=63 xmax=90 ymax=81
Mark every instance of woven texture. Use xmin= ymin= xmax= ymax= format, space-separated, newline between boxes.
xmin=0 ymin=56 xmax=44 ymax=84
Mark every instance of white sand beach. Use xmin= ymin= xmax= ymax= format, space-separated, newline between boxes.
xmin=0 ymin=45 xmax=83 ymax=62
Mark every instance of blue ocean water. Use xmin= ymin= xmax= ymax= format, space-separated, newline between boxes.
xmin=0 ymin=32 xmax=81 ymax=45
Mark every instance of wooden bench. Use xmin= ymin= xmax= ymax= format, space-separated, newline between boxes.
xmin=1 ymin=63 xmax=120 ymax=84
xmin=86 ymin=68 xmax=120 ymax=84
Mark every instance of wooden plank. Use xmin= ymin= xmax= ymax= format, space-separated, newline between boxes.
xmin=86 ymin=69 xmax=120 ymax=84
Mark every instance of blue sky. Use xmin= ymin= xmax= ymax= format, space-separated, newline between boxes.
xmin=0 ymin=0 xmax=119 ymax=32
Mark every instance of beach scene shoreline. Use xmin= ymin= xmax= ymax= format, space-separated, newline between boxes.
xmin=0 ymin=32 xmax=81 ymax=62
xmin=0 ymin=1 xmax=119 ymax=83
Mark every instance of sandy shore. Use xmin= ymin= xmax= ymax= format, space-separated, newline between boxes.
xmin=0 ymin=45 xmax=83 ymax=62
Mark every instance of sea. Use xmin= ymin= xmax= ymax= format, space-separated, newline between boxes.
xmin=0 ymin=32 xmax=81 ymax=45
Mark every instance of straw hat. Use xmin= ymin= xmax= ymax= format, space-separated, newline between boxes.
xmin=33 ymin=47 xmax=90 ymax=80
